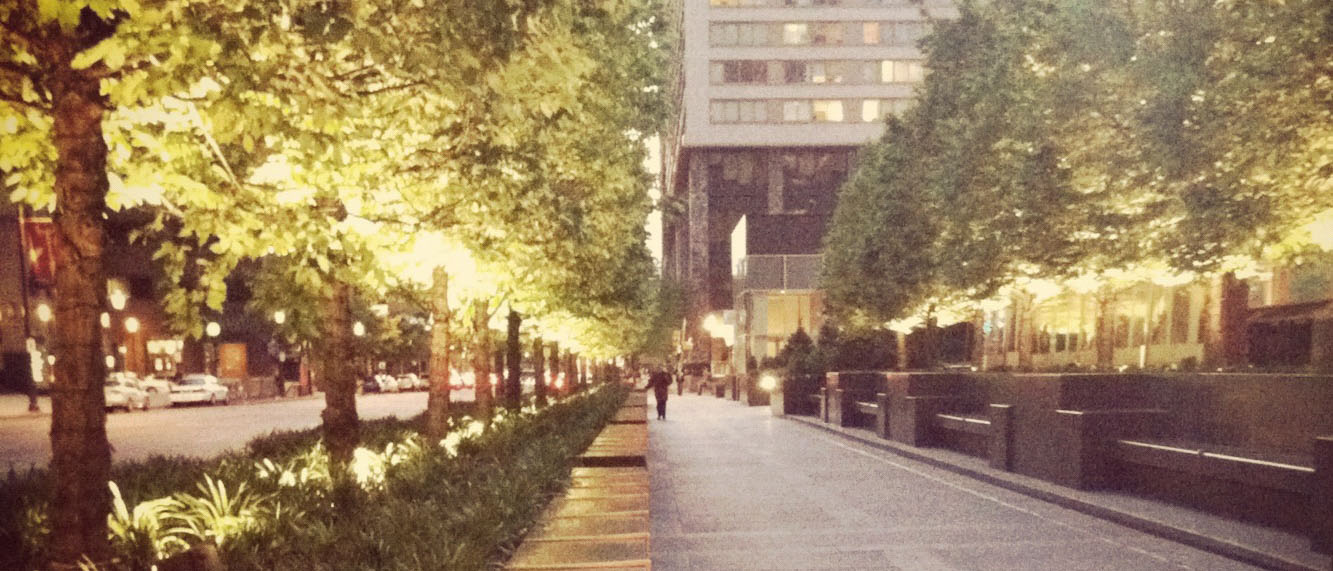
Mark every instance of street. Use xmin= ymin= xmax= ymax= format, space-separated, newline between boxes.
xmin=0 ymin=390 xmax=473 ymax=469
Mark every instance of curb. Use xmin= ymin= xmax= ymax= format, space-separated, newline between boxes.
xmin=0 ymin=392 xmax=325 ymax=421
xmin=784 ymin=413 xmax=1324 ymax=571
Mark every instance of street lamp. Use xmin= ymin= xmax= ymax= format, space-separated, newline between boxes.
xmin=206 ymin=321 xmax=220 ymax=376
xmin=122 ymin=317 xmax=141 ymax=373
xmin=109 ymin=289 xmax=127 ymax=311
xmin=273 ymin=310 xmax=286 ymax=325
xmin=352 ymin=321 xmax=365 ymax=337
xmin=35 ymin=303 xmax=51 ymax=323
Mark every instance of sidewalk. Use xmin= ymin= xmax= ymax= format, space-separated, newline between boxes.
xmin=0 ymin=392 xmax=48 ymax=418
xmin=647 ymin=394 xmax=1306 ymax=571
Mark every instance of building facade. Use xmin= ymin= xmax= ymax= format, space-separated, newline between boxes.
xmin=661 ymin=0 xmax=958 ymax=373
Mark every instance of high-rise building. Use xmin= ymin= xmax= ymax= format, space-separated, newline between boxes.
xmin=661 ymin=0 xmax=957 ymax=373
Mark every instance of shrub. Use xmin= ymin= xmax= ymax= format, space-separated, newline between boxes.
xmin=0 ymin=387 xmax=627 ymax=571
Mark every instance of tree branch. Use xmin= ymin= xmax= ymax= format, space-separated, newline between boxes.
xmin=0 ymin=16 xmax=40 ymax=48
xmin=354 ymin=81 xmax=425 ymax=97
xmin=0 ymin=59 xmax=38 ymax=77
xmin=0 ymin=91 xmax=50 ymax=113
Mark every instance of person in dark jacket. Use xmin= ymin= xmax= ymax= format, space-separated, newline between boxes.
xmin=645 ymin=368 xmax=673 ymax=420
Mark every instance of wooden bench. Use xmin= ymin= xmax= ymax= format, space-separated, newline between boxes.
xmin=1111 ymin=438 xmax=1314 ymax=495
xmin=933 ymin=412 xmax=992 ymax=435
xmin=807 ymin=391 xmax=825 ymax=420
xmin=852 ymin=394 xmax=890 ymax=439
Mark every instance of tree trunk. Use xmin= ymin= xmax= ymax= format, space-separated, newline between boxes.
xmin=922 ymin=313 xmax=940 ymax=370
xmin=549 ymin=341 xmax=561 ymax=395
xmin=969 ymin=310 xmax=985 ymax=369
xmin=470 ymin=299 xmax=493 ymax=420
xmin=1094 ymin=291 xmax=1115 ymax=370
xmin=565 ymin=351 xmax=577 ymax=392
xmin=894 ymin=331 xmax=908 ymax=370
xmin=47 ymin=49 xmax=113 ymax=569
xmin=505 ymin=310 xmax=521 ymax=409
xmin=320 ymin=280 xmax=359 ymax=465
xmin=492 ymin=348 xmax=506 ymax=403
xmin=1219 ymin=272 xmax=1250 ymax=368
xmin=532 ymin=336 xmax=546 ymax=407
xmin=424 ymin=268 xmax=452 ymax=439
xmin=1016 ymin=294 xmax=1034 ymax=370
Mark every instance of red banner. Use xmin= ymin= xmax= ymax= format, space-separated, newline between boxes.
xmin=20 ymin=217 xmax=57 ymax=287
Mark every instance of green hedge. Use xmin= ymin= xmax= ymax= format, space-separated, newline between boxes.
xmin=0 ymin=386 xmax=627 ymax=570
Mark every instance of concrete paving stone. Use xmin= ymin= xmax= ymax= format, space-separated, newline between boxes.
xmin=537 ymin=514 xmax=650 ymax=537
xmin=678 ymin=547 xmax=892 ymax=570
xmin=551 ymin=495 xmax=649 ymax=518
xmin=649 ymin=394 xmax=1273 ymax=571
xmin=571 ymin=466 xmax=647 ymax=478
xmin=507 ymin=536 xmax=649 ymax=568
xmin=571 ymin=473 xmax=649 ymax=483
xmin=564 ymin=485 xmax=649 ymax=499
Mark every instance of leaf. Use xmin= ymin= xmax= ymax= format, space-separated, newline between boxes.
xmin=36 ymin=0 xmax=59 ymax=24
xmin=71 ymin=40 xmax=115 ymax=70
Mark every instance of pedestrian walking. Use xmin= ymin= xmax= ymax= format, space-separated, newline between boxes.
xmin=645 ymin=368 xmax=673 ymax=420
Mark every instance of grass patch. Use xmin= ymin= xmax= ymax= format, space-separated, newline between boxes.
xmin=0 ymin=386 xmax=627 ymax=570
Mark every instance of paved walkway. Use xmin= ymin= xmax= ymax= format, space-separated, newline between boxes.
xmin=648 ymin=394 xmax=1261 ymax=571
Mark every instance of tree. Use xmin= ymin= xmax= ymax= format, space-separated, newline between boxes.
xmin=0 ymin=1 xmax=207 ymax=563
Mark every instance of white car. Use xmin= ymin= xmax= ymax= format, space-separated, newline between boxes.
xmin=396 ymin=373 xmax=422 ymax=391
xmin=119 ymin=372 xmax=172 ymax=409
xmin=375 ymin=373 xmax=399 ymax=393
xmin=105 ymin=376 xmax=149 ymax=412
xmin=170 ymin=373 xmax=230 ymax=405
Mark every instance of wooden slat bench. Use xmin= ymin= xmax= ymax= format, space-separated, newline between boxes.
xmin=1112 ymin=438 xmax=1314 ymax=494
xmin=933 ymin=412 xmax=992 ymax=436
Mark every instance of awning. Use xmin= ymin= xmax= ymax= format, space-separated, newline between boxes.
xmin=1248 ymin=299 xmax=1333 ymax=325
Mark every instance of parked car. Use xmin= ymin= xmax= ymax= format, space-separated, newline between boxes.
xmin=396 ymin=373 xmax=422 ymax=391
xmin=136 ymin=373 xmax=174 ymax=408
xmin=375 ymin=373 xmax=399 ymax=393
xmin=361 ymin=374 xmax=381 ymax=393
xmin=449 ymin=370 xmax=476 ymax=391
xmin=104 ymin=376 xmax=149 ymax=412
xmin=169 ymin=373 xmax=230 ymax=406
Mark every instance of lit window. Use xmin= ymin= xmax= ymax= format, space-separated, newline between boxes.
xmin=783 ymin=23 xmax=809 ymax=45
xmin=813 ymin=100 xmax=843 ymax=122
xmin=881 ymin=60 xmax=925 ymax=83
xmin=863 ymin=22 xmax=880 ymax=44
xmin=861 ymin=99 xmax=880 ymax=122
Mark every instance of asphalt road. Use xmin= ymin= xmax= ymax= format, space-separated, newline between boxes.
xmin=0 ymin=390 xmax=474 ymax=469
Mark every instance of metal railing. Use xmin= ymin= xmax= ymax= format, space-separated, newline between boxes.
xmin=735 ymin=254 xmax=822 ymax=292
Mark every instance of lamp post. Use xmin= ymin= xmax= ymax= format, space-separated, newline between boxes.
xmin=124 ymin=316 xmax=141 ymax=374
xmin=107 ymin=287 xmax=128 ymax=371
xmin=205 ymin=321 xmax=221 ymax=376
